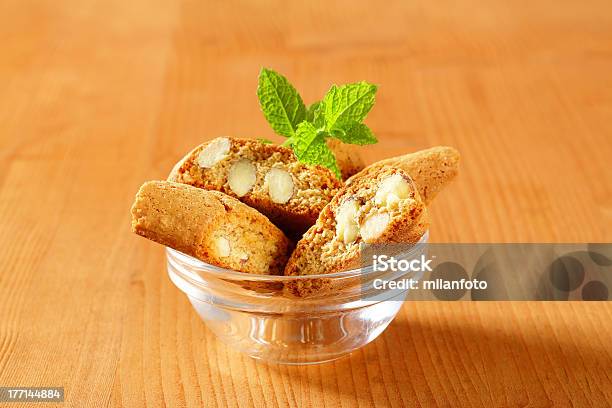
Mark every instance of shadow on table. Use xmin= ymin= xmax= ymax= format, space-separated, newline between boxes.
xmin=261 ymin=304 xmax=610 ymax=406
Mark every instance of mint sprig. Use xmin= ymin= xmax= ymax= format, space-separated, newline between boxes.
xmin=334 ymin=122 xmax=377 ymax=145
xmin=257 ymin=68 xmax=378 ymax=178
xmin=257 ymin=68 xmax=306 ymax=138
xmin=293 ymin=122 xmax=341 ymax=178
xmin=323 ymin=82 xmax=377 ymax=132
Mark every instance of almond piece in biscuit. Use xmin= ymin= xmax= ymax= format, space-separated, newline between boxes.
xmin=347 ymin=146 xmax=460 ymax=205
xmin=168 ymin=137 xmax=342 ymax=238
xmin=131 ymin=181 xmax=292 ymax=275
xmin=284 ymin=167 xmax=429 ymax=282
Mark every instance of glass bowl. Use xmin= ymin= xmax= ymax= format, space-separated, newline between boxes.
xmin=167 ymin=232 xmax=428 ymax=365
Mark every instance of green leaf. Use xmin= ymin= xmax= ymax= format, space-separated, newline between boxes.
xmin=257 ymin=68 xmax=306 ymax=138
xmin=323 ymin=81 xmax=377 ymax=132
xmin=306 ymin=101 xmax=325 ymax=128
xmin=305 ymin=101 xmax=319 ymax=122
xmin=332 ymin=122 xmax=377 ymax=145
xmin=313 ymin=103 xmax=325 ymax=128
xmin=257 ymin=138 xmax=273 ymax=144
xmin=293 ymin=122 xmax=340 ymax=178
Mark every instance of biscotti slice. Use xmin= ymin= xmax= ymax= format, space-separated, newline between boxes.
xmin=168 ymin=137 xmax=342 ymax=237
xmin=346 ymin=146 xmax=460 ymax=205
xmin=284 ymin=167 xmax=429 ymax=279
xmin=326 ymin=138 xmax=365 ymax=179
xmin=131 ymin=181 xmax=292 ymax=275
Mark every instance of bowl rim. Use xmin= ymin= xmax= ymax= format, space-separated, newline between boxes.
xmin=166 ymin=230 xmax=429 ymax=283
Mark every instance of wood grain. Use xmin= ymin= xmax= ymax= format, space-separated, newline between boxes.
xmin=1 ymin=0 xmax=611 ymax=406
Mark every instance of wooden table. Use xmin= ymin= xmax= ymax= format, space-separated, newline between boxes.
xmin=1 ymin=0 xmax=611 ymax=406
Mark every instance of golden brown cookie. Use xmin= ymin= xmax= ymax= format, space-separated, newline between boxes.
xmin=284 ymin=167 xmax=429 ymax=279
xmin=131 ymin=181 xmax=292 ymax=275
xmin=168 ymin=137 xmax=342 ymax=238
xmin=347 ymin=146 xmax=460 ymax=205
xmin=326 ymin=138 xmax=366 ymax=179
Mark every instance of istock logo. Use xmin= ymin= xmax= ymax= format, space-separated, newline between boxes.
xmin=372 ymin=254 xmax=433 ymax=272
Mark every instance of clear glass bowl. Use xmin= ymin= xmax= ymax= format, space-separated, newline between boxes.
xmin=167 ymin=232 xmax=428 ymax=365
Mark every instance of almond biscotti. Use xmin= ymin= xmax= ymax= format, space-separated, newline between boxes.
xmin=168 ymin=137 xmax=342 ymax=237
xmin=347 ymin=146 xmax=460 ymax=205
xmin=326 ymin=138 xmax=365 ymax=179
xmin=131 ymin=181 xmax=292 ymax=275
xmin=284 ymin=167 xmax=429 ymax=279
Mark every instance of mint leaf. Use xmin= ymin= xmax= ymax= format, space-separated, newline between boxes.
xmin=323 ymin=81 xmax=377 ymax=132
xmin=305 ymin=101 xmax=319 ymax=123
xmin=293 ymin=122 xmax=340 ymax=178
xmin=313 ymin=102 xmax=326 ymax=128
xmin=332 ymin=122 xmax=377 ymax=145
xmin=257 ymin=68 xmax=306 ymax=138
xmin=306 ymin=101 xmax=325 ymax=128
xmin=293 ymin=122 xmax=318 ymax=154
xmin=255 ymin=69 xmax=380 ymax=177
